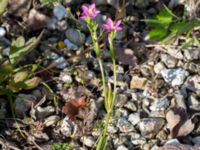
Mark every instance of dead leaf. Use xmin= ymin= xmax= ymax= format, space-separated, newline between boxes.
xmin=166 ymin=107 xmax=195 ymax=138
xmin=62 ymin=96 xmax=87 ymax=120
xmin=27 ymin=9 xmax=51 ymax=31
xmin=8 ymin=0 xmax=31 ymax=17
xmin=158 ymin=144 xmax=200 ymax=150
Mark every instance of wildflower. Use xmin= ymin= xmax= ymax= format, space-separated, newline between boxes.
xmin=81 ymin=4 xmax=100 ymax=20
xmin=102 ymin=18 xmax=122 ymax=32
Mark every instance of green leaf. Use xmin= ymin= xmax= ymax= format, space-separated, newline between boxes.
xmin=144 ymin=19 xmax=171 ymax=28
xmin=147 ymin=27 xmax=168 ymax=41
xmin=96 ymin=135 xmax=108 ymax=150
xmin=156 ymin=7 xmax=173 ymax=23
xmin=0 ymin=0 xmax=8 ymax=16
xmin=9 ymin=30 xmax=44 ymax=65
xmin=0 ymin=61 xmax=13 ymax=82
xmin=178 ymin=38 xmax=194 ymax=51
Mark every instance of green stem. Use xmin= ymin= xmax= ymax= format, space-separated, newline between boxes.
xmin=98 ymin=58 xmax=106 ymax=99
xmin=112 ymin=58 xmax=117 ymax=108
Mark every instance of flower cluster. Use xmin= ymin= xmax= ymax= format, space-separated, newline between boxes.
xmin=81 ymin=3 xmax=122 ymax=32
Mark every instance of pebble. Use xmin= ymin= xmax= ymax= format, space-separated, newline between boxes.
xmin=65 ymin=28 xmax=85 ymax=46
xmin=130 ymin=76 xmax=148 ymax=90
xmin=131 ymin=133 xmax=146 ymax=145
xmin=44 ymin=115 xmax=60 ymax=127
xmin=130 ymin=0 xmax=150 ymax=8
xmin=64 ymin=39 xmax=78 ymax=50
xmin=161 ymin=68 xmax=189 ymax=86
xmin=161 ymin=53 xmax=177 ymax=68
xmin=0 ymin=27 xmax=6 ymax=37
xmin=154 ymin=62 xmax=166 ymax=74
xmin=56 ymin=20 xmax=68 ymax=31
xmin=128 ymin=113 xmax=141 ymax=126
xmin=54 ymin=57 xmax=69 ymax=69
xmin=53 ymin=5 xmax=69 ymax=20
xmin=184 ymin=49 xmax=200 ymax=60
xmin=138 ymin=118 xmax=165 ymax=138
xmin=117 ymin=118 xmax=135 ymax=133
xmin=80 ymin=136 xmax=95 ymax=147
xmin=116 ymin=108 xmax=129 ymax=118
xmin=116 ymin=94 xmax=128 ymax=107
xmin=124 ymin=101 xmax=137 ymax=112
xmin=15 ymin=94 xmax=36 ymax=117
xmin=192 ymin=136 xmax=200 ymax=146
xmin=117 ymin=145 xmax=129 ymax=150
xmin=150 ymin=97 xmax=170 ymax=111
xmin=36 ymin=106 xmax=55 ymax=119
xmin=2 ymin=47 xmax=10 ymax=56
xmin=188 ymin=94 xmax=200 ymax=110
xmin=60 ymin=117 xmax=73 ymax=137
xmin=183 ymin=75 xmax=200 ymax=92
xmin=60 ymin=73 xmax=73 ymax=84
xmin=165 ymin=139 xmax=180 ymax=145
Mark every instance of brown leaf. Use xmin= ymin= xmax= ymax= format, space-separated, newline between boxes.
xmin=62 ymin=96 xmax=87 ymax=120
xmin=166 ymin=107 xmax=195 ymax=138
xmin=8 ymin=0 xmax=31 ymax=17
xmin=27 ymin=9 xmax=51 ymax=31
xmin=158 ymin=144 xmax=200 ymax=150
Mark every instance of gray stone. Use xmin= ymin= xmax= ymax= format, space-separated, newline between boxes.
xmin=44 ymin=115 xmax=60 ymax=127
xmin=154 ymin=62 xmax=166 ymax=74
xmin=130 ymin=0 xmax=150 ymax=8
xmin=0 ymin=27 xmax=6 ymax=37
xmin=60 ymin=73 xmax=73 ymax=84
xmin=53 ymin=5 xmax=69 ymax=20
xmin=188 ymin=94 xmax=200 ymax=110
xmin=138 ymin=118 xmax=165 ymax=138
xmin=56 ymin=20 xmax=68 ymax=31
xmin=161 ymin=68 xmax=189 ymax=86
xmin=184 ymin=49 xmax=200 ymax=60
xmin=117 ymin=145 xmax=129 ymax=150
xmin=192 ymin=136 xmax=200 ymax=146
xmin=116 ymin=108 xmax=129 ymax=118
xmin=80 ymin=136 xmax=95 ymax=147
xmin=65 ymin=28 xmax=85 ymax=46
xmin=128 ymin=113 xmax=141 ymax=125
xmin=161 ymin=53 xmax=177 ymax=68
xmin=36 ymin=106 xmax=55 ymax=119
xmin=150 ymin=97 xmax=170 ymax=111
xmin=116 ymin=94 xmax=128 ymax=107
xmin=131 ymin=133 xmax=146 ymax=145
xmin=60 ymin=117 xmax=73 ymax=137
xmin=2 ymin=47 xmax=10 ymax=56
xmin=117 ymin=118 xmax=135 ymax=133
xmin=54 ymin=57 xmax=69 ymax=69
xmin=64 ymin=39 xmax=78 ymax=50
xmin=15 ymin=94 xmax=36 ymax=117
xmin=124 ymin=101 xmax=137 ymax=112
xmin=165 ymin=139 xmax=180 ymax=145
xmin=183 ymin=75 xmax=200 ymax=92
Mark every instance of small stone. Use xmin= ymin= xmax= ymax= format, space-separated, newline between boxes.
xmin=165 ymin=139 xmax=180 ymax=145
xmin=116 ymin=108 xmax=129 ymax=118
xmin=131 ymin=133 xmax=146 ymax=145
xmin=80 ymin=136 xmax=95 ymax=147
xmin=60 ymin=73 xmax=73 ymax=84
xmin=183 ymin=75 xmax=200 ymax=92
xmin=0 ymin=27 xmax=6 ymax=37
xmin=36 ymin=106 xmax=55 ymax=119
xmin=117 ymin=145 xmax=129 ymax=150
xmin=56 ymin=20 xmax=68 ymax=31
xmin=64 ymin=39 xmax=79 ymax=50
xmin=53 ymin=5 xmax=69 ymax=20
xmin=65 ymin=28 xmax=85 ymax=46
xmin=116 ymin=94 xmax=128 ymax=107
xmin=124 ymin=101 xmax=137 ymax=112
xmin=60 ymin=117 xmax=73 ymax=137
xmin=138 ymin=118 xmax=165 ymax=138
xmin=154 ymin=62 xmax=166 ymax=74
xmin=184 ymin=49 xmax=200 ymax=60
xmin=131 ymin=0 xmax=150 ymax=8
xmin=117 ymin=118 xmax=135 ymax=133
xmin=188 ymin=94 xmax=200 ymax=110
xmin=130 ymin=76 xmax=148 ymax=90
xmin=2 ymin=47 xmax=10 ymax=56
xmin=54 ymin=57 xmax=69 ymax=69
xmin=150 ymin=97 xmax=170 ymax=111
xmin=161 ymin=68 xmax=189 ymax=86
xmin=192 ymin=136 xmax=200 ymax=146
xmin=15 ymin=94 xmax=36 ymax=117
xmin=161 ymin=53 xmax=177 ymax=68
xmin=32 ymin=132 xmax=49 ymax=142
xmin=44 ymin=115 xmax=60 ymax=127
xmin=128 ymin=113 xmax=141 ymax=126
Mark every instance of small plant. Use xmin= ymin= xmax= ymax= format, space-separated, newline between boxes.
xmin=80 ymin=4 xmax=122 ymax=150
xmin=39 ymin=0 xmax=63 ymax=6
xmin=51 ymin=143 xmax=73 ymax=150
xmin=145 ymin=5 xmax=200 ymax=49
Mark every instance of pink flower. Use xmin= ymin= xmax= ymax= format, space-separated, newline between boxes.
xmin=102 ymin=18 xmax=122 ymax=32
xmin=81 ymin=4 xmax=100 ymax=20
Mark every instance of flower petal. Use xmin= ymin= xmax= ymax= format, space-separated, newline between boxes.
xmin=107 ymin=18 xmax=113 ymax=25
xmin=114 ymin=20 xmax=121 ymax=27
xmin=81 ymin=5 xmax=88 ymax=12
